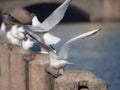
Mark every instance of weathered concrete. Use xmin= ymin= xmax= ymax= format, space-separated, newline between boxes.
xmin=0 ymin=46 xmax=10 ymax=90
xmin=0 ymin=43 xmax=107 ymax=90
xmin=29 ymin=54 xmax=50 ymax=90
xmin=54 ymin=70 xmax=107 ymax=90
xmin=0 ymin=45 xmax=29 ymax=90
xmin=10 ymin=47 xmax=27 ymax=90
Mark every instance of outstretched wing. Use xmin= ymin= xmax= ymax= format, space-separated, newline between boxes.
xmin=23 ymin=25 xmax=49 ymax=32
xmin=35 ymin=0 xmax=72 ymax=31
xmin=43 ymin=33 xmax=61 ymax=45
xmin=23 ymin=0 xmax=72 ymax=33
xmin=58 ymin=28 xmax=101 ymax=59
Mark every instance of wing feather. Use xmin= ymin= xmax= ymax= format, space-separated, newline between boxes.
xmin=58 ymin=28 xmax=101 ymax=59
xmin=40 ymin=0 xmax=72 ymax=30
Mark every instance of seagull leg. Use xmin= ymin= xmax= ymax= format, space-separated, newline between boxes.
xmin=23 ymin=54 xmax=31 ymax=62
xmin=54 ymin=69 xmax=60 ymax=78
xmin=58 ymin=67 xmax=65 ymax=75
xmin=30 ymin=52 xmax=36 ymax=60
xmin=23 ymin=53 xmax=36 ymax=62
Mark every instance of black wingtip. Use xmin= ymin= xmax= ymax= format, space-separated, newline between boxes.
xmin=98 ymin=28 xmax=102 ymax=31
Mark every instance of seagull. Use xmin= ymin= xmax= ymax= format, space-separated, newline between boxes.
xmin=21 ymin=34 xmax=42 ymax=61
xmin=0 ymin=22 xmax=6 ymax=37
xmin=10 ymin=27 xmax=52 ymax=61
xmin=17 ymin=23 xmax=58 ymax=54
xmin=13 ymin=26 xmax=53 ymax=55
xmin=10 ymin=25 xmax=27 ymax=40
xmin=23 ymin=0 xmax=72 ymax=45
xmin=48 ymin=28 xmax=101 ymax=75
xmin=5 ymin=25 xmax=22 ymax=46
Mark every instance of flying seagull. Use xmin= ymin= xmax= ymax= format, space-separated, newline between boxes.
xmin=25 ymin=28 xmax=101 ymax=75
xmin=23 ymin=0 xmax=72 ymax=45
xmin=48 ymin=28 xmax=101 ymax=75
xmin=24 ymin=0 xmax=72 ymax=31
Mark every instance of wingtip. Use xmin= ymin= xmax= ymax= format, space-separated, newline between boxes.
xmin=98 ymin=28 xmax=102 ymax=31
xmin=94 ymin=28 xmax=101 ymax=33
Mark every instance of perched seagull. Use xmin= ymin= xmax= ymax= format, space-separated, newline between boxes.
xmin=15 ymin=26 xmax=52 ymax=55
xmin=21 ymin=34 xmax=42 ymax=60
xmin=10 ymin=27 xmax=51 ymax=61
xmin=48 ymin=28 xmax=101 ymax=75
xmin=5 ymin=25 xmax=22 ymax=46
xmin=10 ymin=25 xmax=27 ymax=40
xmin=0 ymin=22 xmax=6 ymax=37
xmin=23 ymin=0 xmax=72 ymax=45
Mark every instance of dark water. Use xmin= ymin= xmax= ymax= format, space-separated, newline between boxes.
xmin=50 ymin=23 xmax=120 ymax=90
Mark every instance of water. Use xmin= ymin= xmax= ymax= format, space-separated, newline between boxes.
xmin=49 ymin=22 xmax=120 ymax=90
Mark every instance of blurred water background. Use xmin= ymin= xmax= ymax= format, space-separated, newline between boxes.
xmin=50 ymin=22 xmax=120 ymax=90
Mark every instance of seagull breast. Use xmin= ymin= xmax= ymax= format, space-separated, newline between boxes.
xmin=22 ymin=38 xmax=41 ymax=53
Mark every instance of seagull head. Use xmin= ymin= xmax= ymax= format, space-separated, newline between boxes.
xmin=17 ymin=26 xmax=28 ymax=40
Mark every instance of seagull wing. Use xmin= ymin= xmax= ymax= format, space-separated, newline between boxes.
xmin=23 ymin=25 xmax=49 ymax=32
xmin=23 ymin=0 xmax=71 ymax=33
xmin=43 ymin=33 xmax=61 ymax=45
xmin=10 ymin=25 xmax=19 ymax=39
xmin=40 ymin=0 xmax=72 ymax=30
xmin=49 ymin=51 xmax=58 ymax=66
xmin=25 ymin=29 xmax=44 ymax=43
xmin=58 ymin=28 xmax=101 ymax=59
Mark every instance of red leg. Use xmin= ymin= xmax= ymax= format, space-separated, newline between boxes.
xmin=30 ymin=53 xmax=36 ymax=60
xmin=58 ymin=67 xmax=65 ymax=75
xmin=23 ymin=53 xmax=36 ymax=62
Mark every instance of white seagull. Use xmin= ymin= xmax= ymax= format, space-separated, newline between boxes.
xmin=21 ymin=34 xmax=42 ymax=61
xmin=14 ymin=26 xmax=53 ymax=55
xmin=10 ymin=25 xmax=28 ymax=40
xmin=11 ymin=27 xmax=51 ymax=61
xmin=23 ymin=0 xmax=72 ymax=45
xmin=48 ymin=28 xmax=101 ymax=75
xmin=0 ymin=22 xmax=6 ymax=37
xmin=5 ymin=25 xmax=22 ymax=46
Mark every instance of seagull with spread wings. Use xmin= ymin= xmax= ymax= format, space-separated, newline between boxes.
xmin=48 ymin=29 xmax=101 ymax=75
xmin=23 ymin=0 xmax=72 ymax=45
